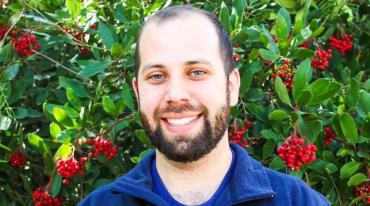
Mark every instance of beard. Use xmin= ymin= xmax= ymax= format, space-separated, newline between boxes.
xmin=139 ymin=93 xmax=230 ymax=163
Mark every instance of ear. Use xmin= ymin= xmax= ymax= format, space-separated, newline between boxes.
xmin=132 ymin=77 xmax=139 ymax=103
xmin=228 ymin=68 xmax=240 ymax=107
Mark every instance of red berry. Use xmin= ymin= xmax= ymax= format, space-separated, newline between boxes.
xmin=9 ymin=150 xmax=27 ymax=168
xmin=354 ymin=183 xmax=370 ymax=204
xmin=11 ymin=32 xmax=41 ymax=58
xmin=324 ymin=127 xmax=335 ymax=145
xmin=33 ymin=187 xmax=63 ymax=206
xmin=311 ymin=49 xmax=332 ymax=71
xmin=329 ymin=34 xmax=353 ymax=55
xmin=277 ymin=135 xmax=317 ymax=171
xmin=233 ymin=53 xmax=240 ymax=62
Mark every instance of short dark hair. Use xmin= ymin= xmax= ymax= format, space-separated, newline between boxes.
xmin=134 ymin=5 xmax=235 ymax=78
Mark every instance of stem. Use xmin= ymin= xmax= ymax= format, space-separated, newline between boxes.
xmin=329 ymin=175 xmax=343 ymax=206
xmin=32 ymin=49 xmax=90 ymax=82
xmin=45 ymin=168 xmax=56 ymax=194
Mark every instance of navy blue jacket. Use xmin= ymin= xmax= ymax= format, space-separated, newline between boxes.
xmin=78 ymin=143 xmax=330 ymax=206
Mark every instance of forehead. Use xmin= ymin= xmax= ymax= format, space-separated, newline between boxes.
xmin=138 ymin=13 xmax=222 ymax=72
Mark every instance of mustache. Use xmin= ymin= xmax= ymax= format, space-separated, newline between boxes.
xmin=154 ymin=103 xmax=206 ymax=117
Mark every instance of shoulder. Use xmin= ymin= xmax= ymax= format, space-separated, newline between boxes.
xmin=77 ymin=182 xmax=115 ymax=206
xmin=264 ymin=168 xmax=331 ymax=206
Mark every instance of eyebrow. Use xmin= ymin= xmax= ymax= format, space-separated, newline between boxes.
xmin=141 ymin=59 xmax=213 ymax=75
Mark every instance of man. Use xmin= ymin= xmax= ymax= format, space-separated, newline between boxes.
xmin=79 ymin=5 xmax=330 ymax=206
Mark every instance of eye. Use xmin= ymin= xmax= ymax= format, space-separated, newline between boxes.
xmin=190 ymin=70 xmax=206 ymax=77
xmin=146 ymin=73 xmax=166 ymax=83
xmin=149 ymin=74 xmax=165 ymax=80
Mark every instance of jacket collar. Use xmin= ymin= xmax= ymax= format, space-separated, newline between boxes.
xmin=109 ymin=143 xmax=275 ymax=205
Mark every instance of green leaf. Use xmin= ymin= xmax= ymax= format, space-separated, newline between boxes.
xmin=259 ymin=49 xmax=279 ymax=61
xmin=307 ymin=79 xmax=341 ymax=105
xmin=0 ymin=115 xmax=12 ymax=130
xmin=340 ymin=161 xmax=361 ymax=180
xmin=102 ymin=96 xmax=117 ymax=117
xmin=233 ymin=0 xmax=246 ymax=18
xmin=347 ymin=173 xmax=369 ymax=186
xmin=275 ymin=8 xmax=291 ymax=41
xmin=268 ymin=109 xmax=290 ymax=120
xmin=122 ymin=82 xmax=135 ymax=111
xmin=298 ymin=115 xmax=322 ymax=142
xmin=293 ymin=5 xmax=308 ymax=34
xmin=55 ymin=129 xmax=77 ymax=143
xmin=232 ymin=31 xmax=248 ymax=44
xmin=340 ymin=113 xmax=358 ymax=145
xmin=15 ymin=107 xmax=28 ymax=119
xmin=122 ymin=23 xmax=140 ymax=52
xmin=260 ymin=130 xmax=280 ymax=140
xmin=66 ymin=0 xmax=81 ymax=20
xmin=7 ymin=64 xmax=19 ymax=80
xmin=53 ymin=107 xmax=74 ymax=128
xmin=111 ymin=43 xmax=123 ymax=58
xmin=292 ymin=59 xmax=312 ymax=101
xmin=0 ymin=143 xmax=11 ymax=151
xmin=263 ymin=139 xmax=276 ymax=160
xmin=240 ymin=61 xmax=262 ymax=94
xmin=135 ymin=129 xmax=153 ymax=148
xmin=291 ymin=48 xmax=315 ymax=60
xmin=98 ymin=21 xmax=115 ymax=49
xmin=66 ymin=88 xmax=82 ymax=110
xmin=362 ymin=115 xmax=370 ymax=139
xmin=359 ymin=91 xmax=370 ymax=116
xmin=269 ymin=156 xmax=285 ymax=170
xmin=51 ymin=173 xmax=62 ymax=198
xmin=27 ymin=134 xmax=50 ymax=154
xmin=54 ymin=143 xmax=72 ymax=160
xmin=296 ymin=90 xmax=312 ymax=107
xmin=50 ymin=122 xmax=61 ymax=139
xmin=219 ymin=2 xmax=230 ymax=32
xmin=59 ymin=76 xmax=88 ymax=97
xmin=275 ymin=77 xmax=291 ymax=106
xmin=7 ymin=79 xmax=30 ymax=104
xmin=78 ymin=60 xmax=112 ymax=78
xmin=275 ymin=0 xmax=296 ymax=9
xmin=345 ymin=79 xmax=360 ymax=108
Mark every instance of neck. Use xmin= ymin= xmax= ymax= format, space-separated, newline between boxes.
xmin=155 ymin=134 xmax=232 ymax=205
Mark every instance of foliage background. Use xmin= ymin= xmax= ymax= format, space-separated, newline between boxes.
xmin=0 ymin=0 xmax=369 ymax=205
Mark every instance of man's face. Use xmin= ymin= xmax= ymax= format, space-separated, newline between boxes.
xmin=133 ymin=13 xmax=240 ymax=162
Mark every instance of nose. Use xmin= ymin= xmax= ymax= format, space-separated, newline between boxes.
xmin=163 ymin=76 xmax=191 ymax=105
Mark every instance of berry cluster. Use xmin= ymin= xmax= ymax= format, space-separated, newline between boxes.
xmin=11 ymin=32 xmax=41 ymax=58
xmin=329 ymin=34 xmax=353 ymax=55
xmin=9 ymin=150 xmax=27 ymax=168
xmin=87 ymin=135 xmax=119 ymax=160
xmin=311 ymin=49 xmax=332 ymax=70
xmin=33 ymin=187 xmax=63 ymax=206
xmin=233 ymin=53 xmax=240 ymax=62
xmin=228 ymin=120 xmax=252 ymax=148
xmin=0 ymin=25 xmax=19 ymax=41
xmin=324 ymin=127 xmax=335 ymax=145
xmin=277 ymin=135 xmax=317 ymax=171
xmin=271 ymin=59 xmax=294 ymax=91
xmin=56 ymin=157 xmax=86 ymax=185
xmin=64 ymin=28 xmax=88 ymax=56
xmin=0 ymin=25 xmax=9 ymax=40
xmin=354 ymin=183 xmax=370 ymax=204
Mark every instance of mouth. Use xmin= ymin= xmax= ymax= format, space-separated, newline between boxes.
xmin=161 ymin=114 xmax=202 ymax=135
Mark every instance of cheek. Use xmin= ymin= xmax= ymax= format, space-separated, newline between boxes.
xmin=138 ymin=85 xmax=164 ymax=116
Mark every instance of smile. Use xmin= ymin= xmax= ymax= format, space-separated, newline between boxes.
xmin=166 ymin=116 xmax=198 ymax=126
xmin=161 ymin=114 xmax=202 ymax=134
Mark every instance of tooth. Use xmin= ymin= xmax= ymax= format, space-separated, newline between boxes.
xmin=167 ymin=116 xmax=197 ymax=126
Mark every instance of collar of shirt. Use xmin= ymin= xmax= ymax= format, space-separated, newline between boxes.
xmin=109 ymin=143 xmax=276 ymax=206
